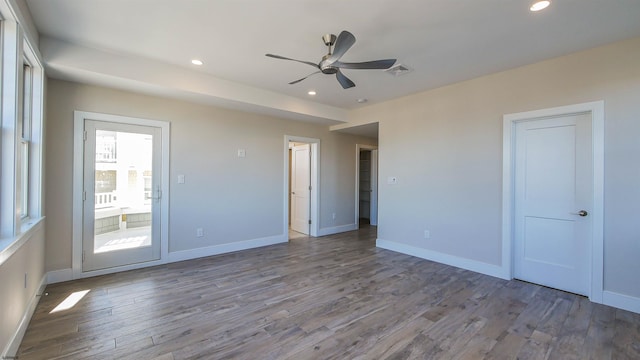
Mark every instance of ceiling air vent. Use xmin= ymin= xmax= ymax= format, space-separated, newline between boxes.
xmin=384 ymin=64 xmax=412 ymax=77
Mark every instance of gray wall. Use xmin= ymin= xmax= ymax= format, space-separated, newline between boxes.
xmin=45 ymin=79 xmax=376 ymax=271
xmin=350 ymin=36 xmax=640 ymax=298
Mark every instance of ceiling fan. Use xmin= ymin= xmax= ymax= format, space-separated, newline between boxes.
xmin=266 ymin=30 xmax=397 ymax=89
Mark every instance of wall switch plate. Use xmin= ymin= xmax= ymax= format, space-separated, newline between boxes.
xmin=424 ymin=230 xmax=430 ymax=239
xmin=387 ymin=176 xmax=398 ymax=184
xmin=178 ymin=174 xmax=185 ymax=184
xmin=237 ymin=149 xmax=246 ymax=158
xmin=196 ymin=228 xmax=204 ymax=237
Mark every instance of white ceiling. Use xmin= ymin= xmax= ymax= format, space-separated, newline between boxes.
xmin=25 ymin=0 xmax=640 ymax=133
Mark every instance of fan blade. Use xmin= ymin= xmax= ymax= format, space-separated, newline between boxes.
xmin=288 ymin=71 xmax=321 ymax=85
xmin=325 ymin=31 xmax=356 ymax=64
xmin=336 ymin=69 xmax=355 ymax=89
xmin=265 ymin=54 xmax=319 ymax=69
xmin=333 ymin=59 xmax=396 ymax=70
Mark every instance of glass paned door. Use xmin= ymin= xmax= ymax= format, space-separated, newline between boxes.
xmin=83 ymin=120 xmax=162 ymax=271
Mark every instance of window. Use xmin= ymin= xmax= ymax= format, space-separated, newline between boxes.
xmin=0 ymin=20 xmax=44 ymax=243
xmin=19 ymin=63 xmax=32 ymax=219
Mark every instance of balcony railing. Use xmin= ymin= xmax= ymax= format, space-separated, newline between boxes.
xmin=96 ymin=141 xmax=116 ymax=162
xmin=95 ymin=191 xmax=117 ymax=209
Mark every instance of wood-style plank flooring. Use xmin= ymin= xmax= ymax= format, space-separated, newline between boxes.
xmin=18 ymin=226 xmax=640 ymax=359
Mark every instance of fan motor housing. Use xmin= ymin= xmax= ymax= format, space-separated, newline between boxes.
xmin=320 ymin=55 xmax=338 ymax=74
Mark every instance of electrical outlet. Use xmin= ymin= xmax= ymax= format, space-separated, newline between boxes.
xmin=196 ymin=228 xmax=204 ymax=237
xmin=332 ymin=212 xmax=336 ymax=220
xmin=424 ymin=230 xmax=430 ymax=239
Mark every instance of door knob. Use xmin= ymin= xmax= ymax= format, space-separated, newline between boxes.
xmin=571 ymin=210 xmax=588 ymax=217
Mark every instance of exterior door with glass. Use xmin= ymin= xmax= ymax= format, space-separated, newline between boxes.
xmin=83 ymin=120 xmax=162 ymax=271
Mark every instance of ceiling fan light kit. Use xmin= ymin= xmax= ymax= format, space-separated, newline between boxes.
xmin=266 ymin=30 xmax=397 ymax=89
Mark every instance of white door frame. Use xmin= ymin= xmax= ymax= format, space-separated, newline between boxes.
xmin=355 ymin=144 xmax=378 ymax=227
xmin=284 ymin=135 xmax=319 ymax=237
xmin=502 ymin=101 xmax=604 ymax=303
xmin=72 ymin=111 xmax=170 ymax=279
xmin=290 ymin=143 xmax=311 ymax=234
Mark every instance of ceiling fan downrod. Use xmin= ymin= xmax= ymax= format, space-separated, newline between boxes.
xmin=322 ymin=33 xmax=337 ymax=53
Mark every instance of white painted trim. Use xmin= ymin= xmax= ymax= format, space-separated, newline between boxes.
xmin=502 ymin=101 xmax=605 ymax=303
xmin=48 ymin=234 xmax=288 ymax=283
xmin=377 ymin=238 xmax=508 ymax=280
xmin=317 ymin=223 xmax=358 ymax=237
xmin=0 ymin=217 xmax=44 ymax=266
xmin=0 ymin=20 xmax=20 ymax=238
xmin=75 ymin=259 xmax=169 ymax=279
xmin=603 ymin=291 xmax=640 ymax=314
xmin=72 ymin=111 xmax=170 ymax=279
xmin=47 ymin=268 xmax=74 ymax=284
xmin=1 ymin=273 xmax=47 ymax=359
xmin=168 ymin=234 xmax=287 ymax=263
xmin=284 ymin=136 xmax=320 ymax=237
xmin=355 ymin=144 xmax=378 ymax=228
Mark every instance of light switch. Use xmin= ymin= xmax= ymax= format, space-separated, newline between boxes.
xmin=177 ymin=174 xmax=185 ymax=184
xmin=237 ymin=149 xmax=246 ymax=158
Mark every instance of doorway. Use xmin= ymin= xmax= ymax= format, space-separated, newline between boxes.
xmin=290 ymin=142 xmax=310 ymax=236
xmin=73 ymin=111 xmax=169 ymax=277
xmin=502 ymin=101 xmax=604 ymax=301
xmin=284 ymin=136 xmax=319 ymax=239
xmin=356 ymin=145 xmax=378 ymax=227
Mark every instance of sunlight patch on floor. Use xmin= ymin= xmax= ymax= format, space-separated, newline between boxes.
xmin=50 ymin=290 xmax=90 ymax=313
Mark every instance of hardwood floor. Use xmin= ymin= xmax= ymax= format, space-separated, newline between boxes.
xmin=18 ymin=226 xmax=640 ymax=359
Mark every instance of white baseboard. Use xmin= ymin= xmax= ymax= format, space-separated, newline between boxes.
xmin=376 ymin=238 xmax=509 ymax=280
xmin=317 ymin=223 xmax=358 ymax=237
xmin=47 ymin=268 xmax=74 ymax=284
xmin=168 ymin=234 xmax=288 ymax=263
xmin=48 ymin=234 xmax=289 ymax=283
xmin=603 ymin=290 xmax=640 ymax=314
xmin=2 ymin=274 xmax=47 ymax=359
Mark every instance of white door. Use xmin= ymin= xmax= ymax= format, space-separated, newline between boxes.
xmin=83 ymin=120 xmax=162 ymax=271
xmin=514 ymin=113 xmax=592 ymax=296
xmin=370 ymin=150 xmax=378 ymax=226
xmin=291 ymin=144 xmax=310 ymax=234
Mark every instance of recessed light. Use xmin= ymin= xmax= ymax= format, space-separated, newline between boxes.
xmin=530 ymin=0 xmax=551 ymax=12
xmin=191 ymin=59 xmax=203 ymax=66
xmin=308 ymin=90 xmax=316 ymax=96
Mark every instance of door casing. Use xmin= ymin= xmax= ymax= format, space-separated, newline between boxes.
xmin=290 ymin=143 xmax=311 ymax=234
xmin=502 ymin=101 xmax=604 ymax=303
xmin=73 ymin=111 xmax=170 ymax=279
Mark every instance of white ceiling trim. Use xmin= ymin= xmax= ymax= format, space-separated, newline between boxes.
xmin=40 ymin=37 xmax=348 ymax=125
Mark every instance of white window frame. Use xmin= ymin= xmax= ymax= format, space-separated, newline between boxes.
xmin=18 ymin=62 xmax=32 ymax=219
xmin=0 ymin=15 xmax=45 ymax=257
